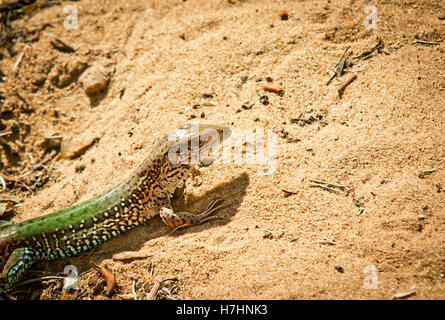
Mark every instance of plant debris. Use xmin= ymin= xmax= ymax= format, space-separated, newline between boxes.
xmin=90 ymin=261 xmax=116 ymax=297
xmin=390 ymin=286 xmax=416 ymax=300
xmin=418 ymin=168 xmax=437 ymax=179
xmin=326 ymin=46 xmax=350 ymax=86
xmin=258 ymin=83 xmax=284 ymax=95
xmin=337 ymin=73 xmax=357 ymax=97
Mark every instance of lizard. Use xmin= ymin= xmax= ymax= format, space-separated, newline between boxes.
xmin=0 ymin=123 xmax=231 ymax=295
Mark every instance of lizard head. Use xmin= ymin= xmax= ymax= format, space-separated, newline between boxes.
xmin=166 ymin=123 xmax=232 ymax=166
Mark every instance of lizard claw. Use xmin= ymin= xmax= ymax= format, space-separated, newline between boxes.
xmin=201 ymin=199 xmax=225 ymax=219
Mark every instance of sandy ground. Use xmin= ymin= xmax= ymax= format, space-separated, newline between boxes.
xmin=0 ymin=0 xmax=444 ymax=300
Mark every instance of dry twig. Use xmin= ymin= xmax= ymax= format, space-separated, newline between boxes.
xmin=314 ymin=236 xmax=336 ymax=245
xmin=418 ymin=168 xmax=437 ymax=179
xmin=391 ymin=286 xmax=416 ymax=300
xmin=309 ymin=179 xmax=347 ymax=190
xmin=412 ymin=38 xmax=444 ymax=45
xmin=258 ymin=83 xmax=284 ymax=95
xmin=48 ymin=33 xmax=76 ymax=52
xmin=145 ymin=278 xmax=178 ymax=300
xmin=145 ymin=280 xmax=162 ymax=300
xmin=309 ymin=183 xmax=339 ymax=193
xmin=12 ymin=45 xmax=29 ymax=73
xmin=282 ymin=189 xmax=298 ymax=197
xmin=90 ymin=261 xmax=116 ymax=297
xmin=337 ymin=73 xmax=357 ymax=97
xmin=326 ymin=46 xmax=350 ymax=86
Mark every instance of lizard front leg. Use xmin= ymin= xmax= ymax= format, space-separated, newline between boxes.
xmin=159 ymin=199 xmax=224 ymax=229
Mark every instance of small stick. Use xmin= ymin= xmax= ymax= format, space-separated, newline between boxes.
xmin=45 ymin=135 xmax=64 ymax=140
xmin=285 ymin=135 xmax=301 ymax=143
xmin=145 ymin=278 xmax=178 ymax=300
xmin=309 ymin=179 xmax=347 ymax=190
xmin=418 ymin=168 xmax=437 ymax=179
xmin=90 ymin=261 xmax=116 ymax=297
xmin=202 ymin=101 xmax=217 ymax=106
xmin=149 ymin=261 xmax=154 ymax=277
xmin=258 ymin=83 xmax=284 ymax=95
xmin=27 ymin=23 xmax=54 ymax=33
xmin=0 ymin=124 xmax=13 ymax=137
xmin=361 ymin=53 xmax=374 ymax=60
xmin=131 ymin=277 xmax=138 ymax=300
xmin=159 ymin=287 xmax=177 ymax=300
xmin=19 ymin=149 xmax=57 ymax=178
xmin=27 ymin=153 xmax=35 ymax=165
xmin=12 ymin=46 xmax=30 ymax=73
xmin=391 ymin=287 xmax=416 ymax=300
xmin=412 ymin=38 xmax=444 ymax=45
xmin=77 ymin=268 xmax=93 ymax=278
xmin=326 ymin=46 xmax=350 ymax=86
xmin=291 ymin=117 xmax=313 ymax=124
xmin=116 ymin=293 xmax=137 ymax=300
xmin=141 ymin=279 xmax=149 ymax=297
xmin=146 ymin=280 xmax=162 ymax=300
xmin=14 ymin=276 xmax=66 ymax=288
xmin=382 ymin=40 xmax=401 ymax=55
xmin=0 ymin=130 xmax=12 ymax=137
xmin=48 ymin=33 xmax=76 ymax=52
xmin=352 ymin=40 xmax=384 ymax=60
xmin=387 ymin=40 xmax=401 ymax=49
xmin=337 ymin=73 xmax=357 ymax=96
xmin=0 ymin=172 xmax=19 ymax=182
xmin=282 ymin=189 xmax=298 ymax=197
xmin=72 ymin=288 xmax=88 ymax=300
xmin=314 ymin=236 xmax=336 ymax=245
xmin=309 ymin=183 xmax=339 ymax=193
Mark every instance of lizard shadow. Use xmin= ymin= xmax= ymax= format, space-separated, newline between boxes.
xmin=37 ymin=172 xmax=250 ymax=278
xmin=87 ymin=87 xmax=109 ymax=108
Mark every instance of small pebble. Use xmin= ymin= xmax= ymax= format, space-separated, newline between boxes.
xmin=202 ymin=93 xmax=213 ymax=99
xmin=263 ymin=230 xmax=273 ymax=239
xmin=259 ymin=95 xmax=269 ymax=105
xmin=279 ymin=10 xmax=289 ymax=20
xmin=80 ymin=65 xmax=111 ymax=94
xmin=334 ymin=266 xmax=344 ymax=273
